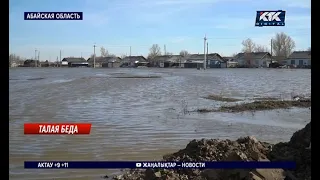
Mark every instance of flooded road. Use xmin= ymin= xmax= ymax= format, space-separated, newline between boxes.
xmin=9 ymin=68 xmax=311 ymax=180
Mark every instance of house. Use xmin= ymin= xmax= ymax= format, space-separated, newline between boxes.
xmin=87 ymin=57 xmax=122 ymax=68
xmin=9 ymin=60 xmax=24 ymax=67
xmin=272 ymin=56 xmax=286 ymax=63
xmin=121 ymin=56 xmax=147 ymax=67
xmin=49 ymin=62 xmax=59 ymax=67
xmin=152 ymin=55 xmax=182 ymax=68
xmin=223 ymin=56 xmax=238 ymax=68
xmin=149 ymin=55 xmax=182 ymax=67
xmin=40 ymin=60 xmax=50 ymax=67
xmin=222 ymin=57 xmax=233 ymax=61
xmin=61 ymin=57 xmax=88 ymax=67
xmin=182 ymin=53 xmax=226 ymax=68
xmin=9 ymin=54 xmax=24 ymax=67
xmin=23 ymin=59 xmax=40 ymax=67
xmin=269 ymin=56 xmax=286 ymax=68
xmin=283 ymin=51 xmax=311 ymax=68
xmin=107 ymin=57 xmax=122 ymax=68
xmin=235 ymin=52 xmax=272 ymax=68
xmin=9 ymin=61 xmax=18 ymax=67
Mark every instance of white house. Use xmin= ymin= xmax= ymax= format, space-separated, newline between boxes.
xmin=235 ymin=52 xmax=272 ymax=68
xmin=61 ymin=57 xmax=88 ymax=67
xmin=9 ymin=61 xmax=20 ymax=67
xmin=182 ymin=53 xmax=227 ymax=68
xmin=283 ymin=51 xmax=311 ymax=67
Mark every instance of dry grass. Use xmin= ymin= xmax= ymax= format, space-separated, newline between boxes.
xmin=204 ymin=94 xmax=241 ymax=102
xmin=253 ymin=97 xmax=279 ymax=101
xmin=197 ymin=99 xmax=311 ymax=113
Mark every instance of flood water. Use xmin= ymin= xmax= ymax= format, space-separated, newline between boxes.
xmin=9 ymin=68 xmax=311 ymax=180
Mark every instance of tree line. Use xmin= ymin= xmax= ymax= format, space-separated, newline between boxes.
xmin=240 ymin=32 xmax=310 ymax=58
xmin=9 ymin=53 xmax=26 ymax=67
xmin=90 ymin=45 xmax=190 ymax=61
xmin=10 ymin=32 xmax=310 ymax=66
xmin=146 ymin=32 xmax=310 ymax=59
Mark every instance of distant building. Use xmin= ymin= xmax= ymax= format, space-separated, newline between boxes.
xmin=61 ymin=57 xmax=88 ymax=67
xmin=87 ymin=57 xmax=122 ymax=68
xmin=121 ymin=56 xmax=147 ymax=67
xmin=106 ymin=57 xmax=122 ymax=68
xmin=23 ymin=59 xmax=40 ymax=67
xmin=40 ymin=60 xmax=50 ymax=67
xmin=235 ymin=52 xmax=272 ymax=68
xmin=223 ymin=56 xmax=238 ymax=68
xmin=10 ymin=60 xmax=24 ymax=67
xmin=283 ymin=51 xmax=311 ymax=68
xmin=272 ymin=56 xmax=286 ymax=63
xmin=152 ymin=55 xmax=182 ymax=68
xmin=182 ymin=53 xmax=226 ymax=68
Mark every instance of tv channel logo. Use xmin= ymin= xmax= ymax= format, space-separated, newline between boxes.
xmin=136 ymin=163 xmax=142 ymax=168
xmin=255 ymin=10 xmax=285 ymax=27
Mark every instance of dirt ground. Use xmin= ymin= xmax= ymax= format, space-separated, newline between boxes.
xmin=111 ymin=122 xmax=311 ymax=180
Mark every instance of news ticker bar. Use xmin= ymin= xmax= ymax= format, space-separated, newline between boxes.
xmin=24 ymin=123 xmax=91 ymax=135
xmin=25 ymin=161 xmax=296 ymax=169
xmin=24 ymin=12 xmax=83 ymax=20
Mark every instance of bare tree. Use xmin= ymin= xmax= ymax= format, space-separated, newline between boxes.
xmin=231 ymin=53 xmax=238 ymax=57
xmin=9 ymin=53 xmax=24 ymax=67
xmin=100 ymin=46 xmax=109 ymax=57
xmin=165 ymin=52 xmax=173 ymax=55
xmin=147 ymin=44 xmax=161 ymax=59
xmin=307 ymin=47 xmax=311 ymax=53
xmin=179 ymin=50 xmax=189 ymax=57
xmin=241 ymin=38 xmax=255 ymax=53
xmin=272 ymin=32 xmax=295 ymax=57
xmin=147 ymin=44 xmax=161 ymax=67
xmin=254 ymin=44 xmax=269 ymax=52
xmin=241 ymin=39 xmax=256 ymax=67
xmin=120 ymin=54 xmax=127 ymax=59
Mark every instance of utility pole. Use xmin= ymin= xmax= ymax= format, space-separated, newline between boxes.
xmin=270 ymin=39 xmax=273 ymax=56
xmin=93 ymin=44 xmax=96 ymax=68
xmin=203 ymin=35 xmax=207 ymax=70
xmin=60 ymin=50 xmax=62 ymax=67
xmin=207 ymin=42 xmax=209 ymax=68
xmin=270 ymin=39 xmax=273 ymax=65
xmin=129 ymin=46 xmax=131 ymax=67
xmin=35 ymin=49 xmax=37 ymax=67
xmin=207 ymin=42 xmax=209 ymax=56
xmin=38 ymin=51 xmax=40 ymax=61
xmin=164 ymin=45 xmax=166 ymax=55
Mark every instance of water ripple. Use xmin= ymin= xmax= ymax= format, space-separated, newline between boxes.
xmin=9 ymin=68 xmax=310 ymax=179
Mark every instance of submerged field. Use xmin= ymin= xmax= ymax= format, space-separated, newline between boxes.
xmin=10 ymin=68 xmax=310 ymax=180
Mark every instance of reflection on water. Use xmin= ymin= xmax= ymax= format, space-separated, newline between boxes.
xmin=9 ymin=68 xmax=311 ymax=180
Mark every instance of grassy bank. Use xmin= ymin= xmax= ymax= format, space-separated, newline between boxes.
xmin=203 ymin=94 xmax=240 ymax=102
xmin=198 ymin=99 xmax=311 ymax=113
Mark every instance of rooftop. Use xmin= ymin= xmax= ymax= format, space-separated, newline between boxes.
xmin=288 ymin=51 xmax=311 ymax=59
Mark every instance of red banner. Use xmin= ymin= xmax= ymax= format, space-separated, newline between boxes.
xmin=24 ymin=123 xmax=91 ymax=135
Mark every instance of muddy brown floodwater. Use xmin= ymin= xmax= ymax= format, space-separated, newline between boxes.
xmin=9 ymin=68 xmax=310 ymax=180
